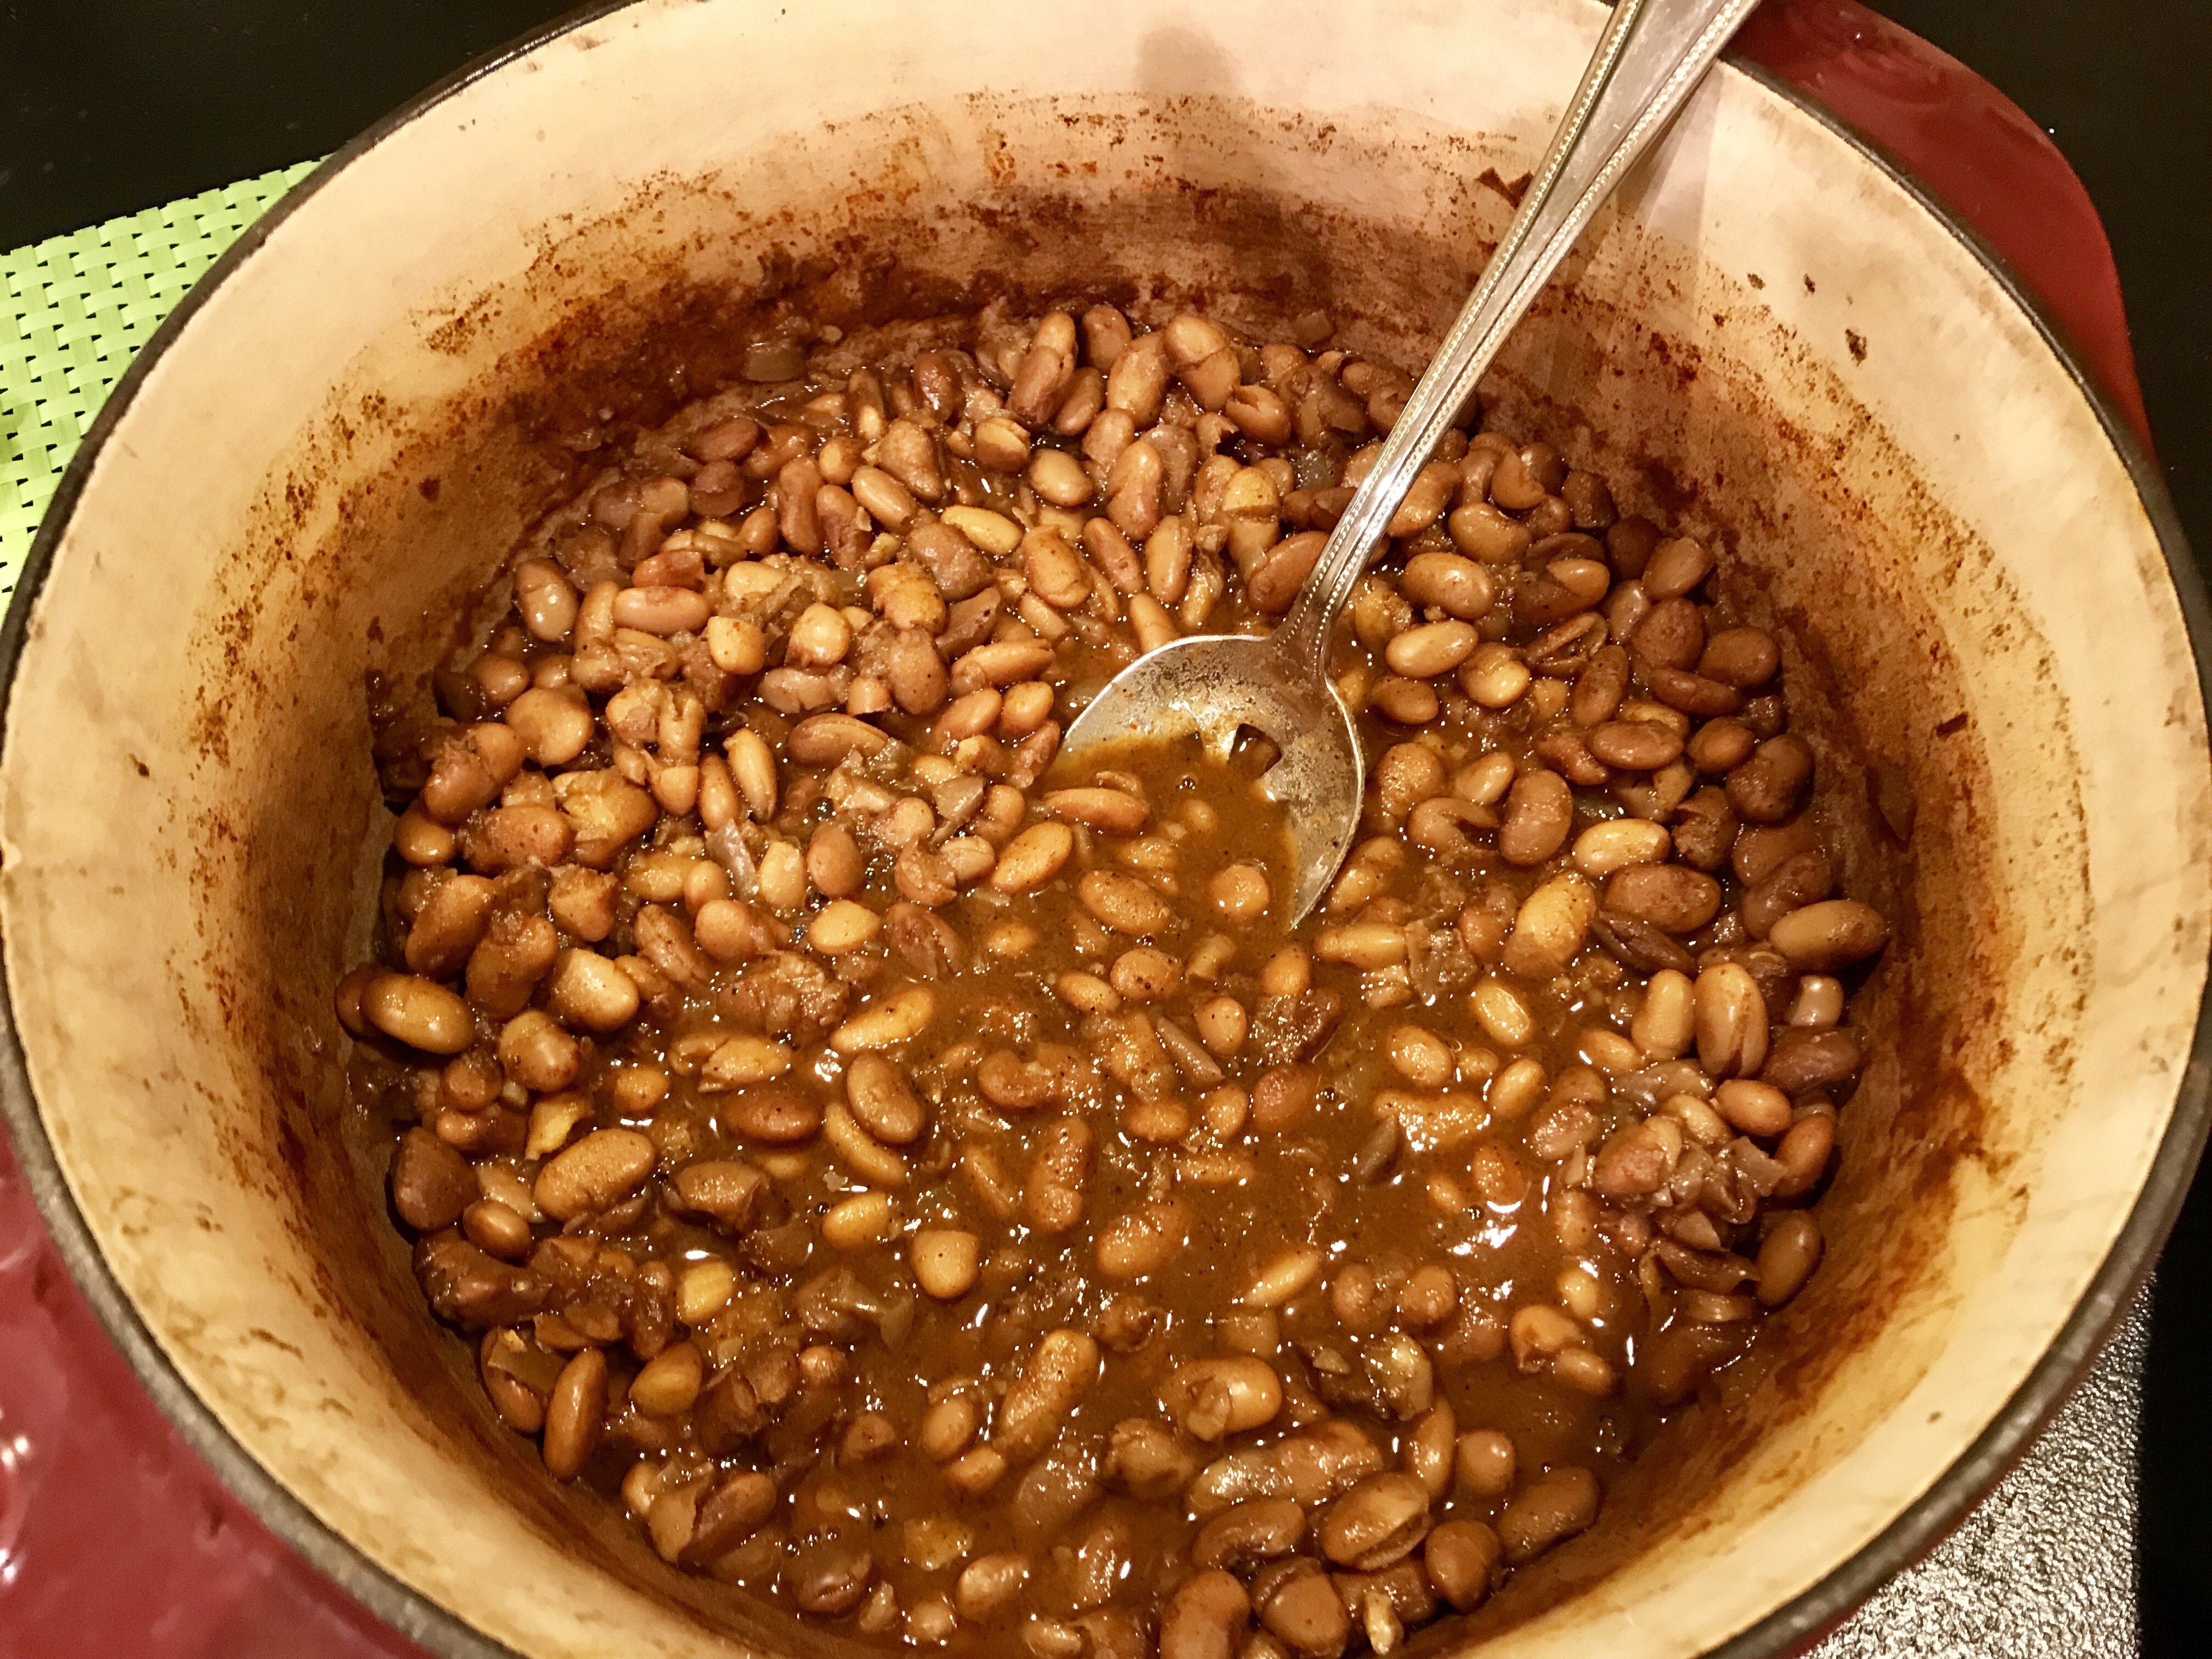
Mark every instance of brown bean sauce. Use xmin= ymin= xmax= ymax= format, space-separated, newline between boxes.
xmin=342 ymin=303 xmax=1884 ymax=1654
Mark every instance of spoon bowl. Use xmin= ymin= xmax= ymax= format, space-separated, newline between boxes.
xmin=1061 ymin=630 xmax=1363 ymax=921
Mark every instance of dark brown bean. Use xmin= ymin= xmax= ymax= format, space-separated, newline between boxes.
xmin=542 ymin=1348 xmax=607 ymax=1480
xmin=1561 ymin=470 xmax=1616 ymax=531
xmin=1733 ymin=815 xmax=1824 ymax=885
xmin=789 ymin=1541 xmax=874 ymax=1615
xmin=1762 ymin=1028 xmax=1863 ymax=1095
xmin=1319 ymin=1472 xmax=1432 ymax=1570
xmin=1496 ymin=1465 xmax=1599 ymax=1563
xmin=390 ymin=1127 xmax=477 ymax=1231
xmin=1250 ymin=532 xmax=1327 ymax=614
xmin=1636 ymin=1319 xmax=1752 ymax=1406
xmin=1757 ymin=1211 xmax=1824 ymax=1305
xmin=1772 ymin=1112 xmax=1837 ymax=1197
xmin=725 ymin=1086 xmax=823 ymax=1144
xmin=1604 ymin=864 xmax=1722 ymax=933
xmin=1570 ymin=644 xmax=1630 ymax=727
xmin=684 ymin=1471 xmax=779 ymax=1564
xmin=1742 ymin=850 xmax=1835 ymax=938
xmin=1585 ymin=719 xmax=1684 ymax=770
xmin=1671 ymin=786 xmax=1738 ymax=872
xmin=1193 ymin=1497 xmax=1306 ymax=1571
xmin=1604 ymin=515 xmax=1659 ymax=578
xmin=1699 ymin=626 xmax=1781 ymax=687
xmin=1643 ymin=664 xmax=1740 ymax=717
xmin=1686 ymin=717 xmax=1756 ymax=774
xmin=1726 ymin=734 xmax=1816 ymax=823
xmin=1497 ymin=769 xmax=1573 ymax=866
xmin=1424 ymin=1518 xmax=1502 ymax=1612
xmin=1633 ymin=596 xmax=1705 ymax=670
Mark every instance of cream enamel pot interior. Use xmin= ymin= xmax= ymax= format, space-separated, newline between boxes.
xmin=2 ymin=1 xmax=2208 ymax=1656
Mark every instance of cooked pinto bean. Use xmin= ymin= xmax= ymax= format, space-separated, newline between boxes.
xmin=1727 ymin=733 xmax=1816 ymax=823
xmin=347 ymin=311 xmax=1891 ymax=1647
xmin=1497 ymin=769 xmax=1573 ymax=866
xmin=1496 ymin=1466 xmax=1600 ymax=1563
xmin=1768 ymin=899 xmax=1890 ymax=970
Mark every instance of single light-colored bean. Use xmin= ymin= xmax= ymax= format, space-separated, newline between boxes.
xmin=700 ymin=1034 xmax=793 ymax=1090
xmin=1695 ymin=962 xmax=1770 ymax=1077
xmin=831 ymin=984 xmax=936 ymax=1053
xmin=823 ymin=1191 xmax=896 ymax=1250
xmin=992 ymin=822 xmax=1075 ymax=893
xmin=942 ymin=505 xmax=1022 ymax=556
xmin=822 ymin=1102 xmax=907 ymax=1188
xmin=1110 ymin=946 xmax=1183 ymax=1001
xmin=1499 ymin=873 xmax=1596 ymax=980
xmin=1160 ymin=1358 xmax=1283 ymax=1441
xmin=1158 ymin=1570 xmax=1250 ymax=1659
xmin=1715 ymin=1077 xmax=1794 ymax=1138
xmin=1632 ymin=968 xmax=1696 ymax=1060
xmin=991 ymin=1328 xmax=1100 ymax=1460
xmin=954 ymin=1553 xmax=1032 ymax=1621
xmin=1095 ymin=1198 xmax=1190 ymax=1279
xmin=725 ymin=727 xmax=777 ymax=820
xmin=1043 ymin=787 xmax=1147 ymax=835
xmin=630 ymin=1342 xmax=704 ymax=1419
xmin=535 ymin=1127 xmax=657 ymax=1221
xmin=809 ymin=899 xmax=883 ymax=955
xmin=1497 ymin=768 xmax=1573 ymax=865
xmin=1459 ymin=643 xmax=1531 ymax=708
xmin=1244 ymin=1246 xmax=1325 ymax=1308
xmin=1385 ymin=619 xmax=1479 ymax=679
xmin=1023 ymin=1116 xmax=1095 ymax=1234
xmin=1470 ymin=979 xmax=1535 ymax=1048
xmin=912 ymin=1228 xmax=981 ymax=1300
xmin=1080 ymin=870 xmax=1172 ymax=936
xmin=1404 ymin=1402 xmax=1458 ymax=1500
xmin=541 ymin=949 xmax=636 ymax=1034
xmin=363 ymin=973 xmax=473 ymax=1054
xmin=1572 ymin=818 xmax=1671 ymax=877
xmin=844 ymin=1052 xmax=927 ymax=1144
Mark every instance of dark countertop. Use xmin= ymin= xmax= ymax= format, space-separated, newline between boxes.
xmin=2 ymin=2 xmax=2206 ymax=1652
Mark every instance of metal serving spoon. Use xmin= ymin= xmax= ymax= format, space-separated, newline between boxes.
xmin=1059 ymin=0 xmax=1761 ymax=922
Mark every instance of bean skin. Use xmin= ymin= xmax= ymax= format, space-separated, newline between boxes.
xmin=542 ymin=1348 xmax=608 ymax=1480
xmin=1497 ymin=769 xmax=1573 ymax=866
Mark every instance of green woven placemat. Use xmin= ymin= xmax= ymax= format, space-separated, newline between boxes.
xmin=0 ymin=160 xmax=321 ymax=605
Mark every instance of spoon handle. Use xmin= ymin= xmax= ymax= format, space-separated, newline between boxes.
xmin=1272 ymin=0 xmax=1762 ymax=681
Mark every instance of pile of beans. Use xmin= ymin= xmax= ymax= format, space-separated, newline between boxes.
xmin=340 ymin=298 xmax=1888 ymax=1657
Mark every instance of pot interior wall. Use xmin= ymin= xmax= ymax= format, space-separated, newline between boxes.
xmin=3 ymin=4 xmax=2204 ymax=1657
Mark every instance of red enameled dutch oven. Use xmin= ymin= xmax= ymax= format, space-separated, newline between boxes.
xmin=2 ymin=2 xmax=2205 ymax=1655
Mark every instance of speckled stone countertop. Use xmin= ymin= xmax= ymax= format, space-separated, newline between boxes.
xmin=1808 ymin=1295 xmax=2143 ymax=1656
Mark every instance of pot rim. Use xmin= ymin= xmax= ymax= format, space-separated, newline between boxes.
xmin=1 ymin=7 xmax=2204 ymax=1657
